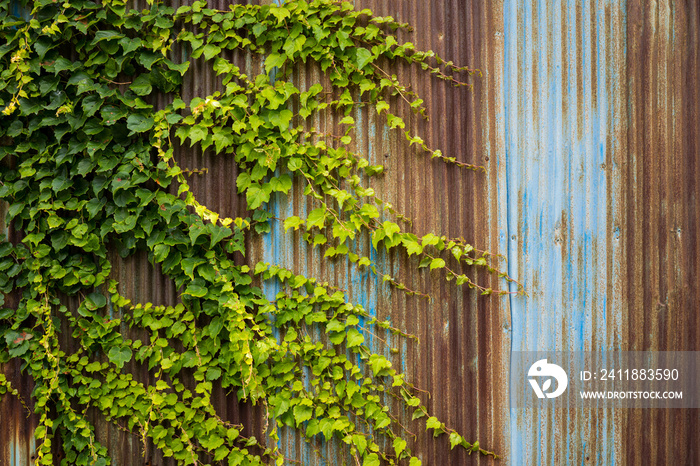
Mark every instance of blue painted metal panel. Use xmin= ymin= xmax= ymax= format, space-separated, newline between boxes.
xmin=503 ymin=0 xmax=626 ymax=464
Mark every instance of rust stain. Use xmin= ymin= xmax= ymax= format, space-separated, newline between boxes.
xmin=2 ymin=0 xmax=699 ymax=465
xmin=620 ymin=1 xmax=700 ymax=465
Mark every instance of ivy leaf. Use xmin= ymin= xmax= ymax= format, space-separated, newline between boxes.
xmin=421 ymin=233 xmax=440 ymax=247
xmin=206 ymin=367 xmax=222 ymax=381
xmin=387 ymin=114 xmax=405 ymax=129
xmin=273 ymin=397 xmax=291 ymax=418
xmin=269 ymin=6 xmax=290 ymax=24
xmin=51 ymin=177 xmax=72 ymax=193
xmin=346 ymin=328 xmax=364 ymax=347
xmin=283 ymin=216 xmax=304 ymax=231
xmin=119 ymin=36 xmax=142 ymax=55
xmin=212 ymin=128 xmax=233 ymax=153
xmin=371 ymin=229 xmax=385 ymax=250
xmin=269 ymin=174 xmax=292 ymax=194
xmin=418 ymin=257 xmax=432 ymax=268
xmin=449 ymin=432 xmax=465 ymax=450
xmin=162 ymin=250 xmax=182 ymax=273
xmin=209 ymin=224 xmax=232 ymax=248
xmin=326 ymin=320 xmax=345 ymax=333
xmin=246 ymin=184 xmax=271 ymax=210
xmin=207 ymin=317 xmax=224 ymax=339
xmin=409 ymin=458 xmax=422 ymax=466
xmin=101 ymin=105 xmax=128 ymax=124
xmin=85 ymin=292 xmax=107 ymax=310
xmin=91 ymin=30 xmax=124 ymax=45
xmin=353 ymin=48 xmax=373 ymax=70
xmin=287 ymin=158 xmax=303 ymax=171
xmin=82 ymin=94 xmax=103 ymax=117
xmin=265 ymin=52 xmax=287 ymax=74
xmin=426 ymin=417 xmax=440 ymax=429
xmin=254 ymin=262 xmax=268 ymax=275
xmin=291 ymin=275 xmax=308 ymax=289
xmin=200 ymin=435 xmax=225 ymax=450
xmin=429 ymin=258 xmax=445 ymax=270
xmin=153 ymin=244 xmax=170 ymax=262
xmin=353 ymin=434 xmax=367 ymax=455
xmin=393 ymin=438 xmax=407 ymax=457
xmin=359 ymin=79 xmax=375 ymax=94
xmin=184 ymin=282 xmax=208 ymax=298
xmin=182 ymin=257 xmax=205 ymax=279
xmin=269 ymin=109 xmax=293 ymax=129
xmin=130 ymin=74 xmax=152 ymax=96
xmin=362 ymin=453 xmax=380 ymax=466
xmin=403 ymin=238 xmax=423 ymax=256
xmin=34 ymin=37 xmax=54 ymax=59
xmin=293 ymin=403 xmax=313 ymax=425
xmin=126 ymin=114 xmax=154 ymax=134
xmin=67 ymin=71 xmax=96 ymax=94
xmin=426 ymin=417 xmax=445 ymax=437
xmin=202 ymin=44 xmax=222 ymax=61
xmin=368 ymin=354 xmax=392 ymax=376
xmin=376 ymin=100 xmax=390 ymax=114
xmin=138 ymin=51 xmax=161 ymax=69
xmin=306 ymin=208 xmax=326 ymax=229
xmin=214 ymin=446 xmax=229 ymax=461
xmin=108 ymin=346 xmax=132 ymax=369
xmin=212 ymin=57 xmax=232 ymax=75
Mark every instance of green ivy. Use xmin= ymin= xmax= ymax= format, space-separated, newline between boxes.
xmin=0 ymin=0 xmax=520 ymax=464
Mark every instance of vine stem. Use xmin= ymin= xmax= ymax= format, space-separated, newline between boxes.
xmin=370 ymin=63 xmax=414 ymax=107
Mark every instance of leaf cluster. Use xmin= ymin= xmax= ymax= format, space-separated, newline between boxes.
xmin=0 ymin=0 xmax=510 ymax=464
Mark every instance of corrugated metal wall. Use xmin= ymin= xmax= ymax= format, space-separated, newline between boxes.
xmin=2 ymin=0 xmax=699 ymax=465
xmin=504 ymin=0 xmax=699 ymax=465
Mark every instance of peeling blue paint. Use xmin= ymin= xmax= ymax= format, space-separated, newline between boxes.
xmin=504 ymin=0 xmax=625 ymax=463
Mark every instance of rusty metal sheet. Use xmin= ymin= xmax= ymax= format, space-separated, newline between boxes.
xmin=619 ymin=1 xmax=700 ymax=465
xmin=2 ymin=0 xmax=699 ymax=465
xmin=503 ymin=0 xmax=699 ymax=465
xmin=502 ymin=1 xmax=626 ymax=463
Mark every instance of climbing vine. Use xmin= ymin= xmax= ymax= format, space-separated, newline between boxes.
xmin=0 ymin=0 xmax=520 ymax=464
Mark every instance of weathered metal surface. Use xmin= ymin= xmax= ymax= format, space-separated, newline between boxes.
xmin=503 ymin=1 xmax=625 ymax=464
xmin=619 ymin=1 xmax=700 ymax=465
xmin=1 ymin=360 xmax=39 ymax=466
xmin=2 ymin=0 xmax=700 ymax=465
xmin=503 ymin=0 xmax=700 ymax=465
